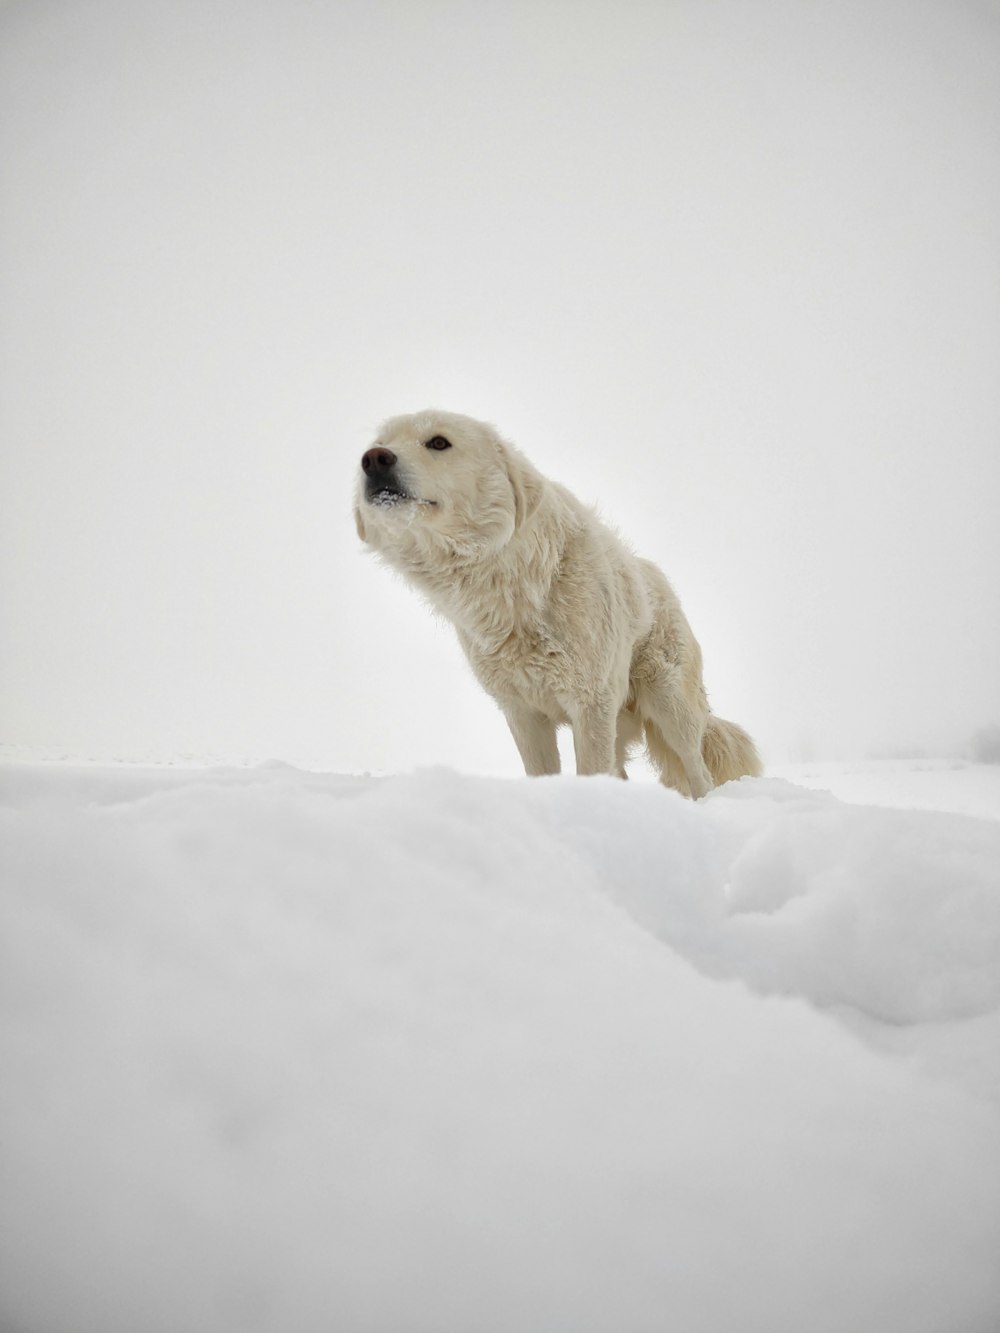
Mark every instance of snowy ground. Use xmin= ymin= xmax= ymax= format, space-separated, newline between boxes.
xmin=2 ymin=759 xmax=999 ymax=1333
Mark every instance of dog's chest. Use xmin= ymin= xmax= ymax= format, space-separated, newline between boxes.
xmin=428 ymin=550 xmax=578 ymax=713
xmin=458 ymin=619 xmax=569 ymax=714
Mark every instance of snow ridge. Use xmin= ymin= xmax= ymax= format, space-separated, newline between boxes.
xmin=1 ymin=763 xmax=999 ymax=1333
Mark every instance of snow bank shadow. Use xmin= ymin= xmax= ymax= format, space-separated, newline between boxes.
xmin=525 ymin=772 xmax=1000 ymax=1031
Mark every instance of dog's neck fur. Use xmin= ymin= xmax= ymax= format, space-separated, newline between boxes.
xmin=384 ymin=485 xmax=581 ymax=653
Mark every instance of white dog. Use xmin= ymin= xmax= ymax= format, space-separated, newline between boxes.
xmin=354 ymin=410 xmax=761 ymax=796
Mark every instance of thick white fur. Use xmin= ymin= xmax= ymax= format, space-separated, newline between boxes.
xmin=354 ymin=409 xmax=761 ymax=795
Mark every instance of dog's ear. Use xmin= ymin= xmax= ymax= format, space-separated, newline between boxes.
xmin=500 ymin=441 xmax=543 ymax=530
xmin=353 ymin=500 xmax=368 ymax=543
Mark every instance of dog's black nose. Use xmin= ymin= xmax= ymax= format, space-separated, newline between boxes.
xmin=362 ymin=447 xmax=397 ymax=476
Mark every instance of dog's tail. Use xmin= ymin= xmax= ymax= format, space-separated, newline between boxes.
xmin=702 ymin=715 xmax=763 ymax=785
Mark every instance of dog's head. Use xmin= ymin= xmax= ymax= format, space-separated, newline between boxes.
xmin=354 ymin=410 xmax=541 ymax=561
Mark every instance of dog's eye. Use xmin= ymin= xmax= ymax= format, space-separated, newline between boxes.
xmin=424 ymin=435 xmax=452 ymax=451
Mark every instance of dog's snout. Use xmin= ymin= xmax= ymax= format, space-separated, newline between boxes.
xmin=362 ymin=447 xmax=397 ymax=476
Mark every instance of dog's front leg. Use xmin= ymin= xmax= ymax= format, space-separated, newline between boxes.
xmin=504 ymin=703 xmax=561 ymax=776
xmin=570 ymin=699 xmax=617 ymax=776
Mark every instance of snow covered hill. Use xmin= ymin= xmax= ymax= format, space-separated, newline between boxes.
xmin=2 ymin=761 xmax=999 ymax=1333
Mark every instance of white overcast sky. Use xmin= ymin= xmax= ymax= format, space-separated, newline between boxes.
xmin=1 ymin=0 xmax=998 ymax=772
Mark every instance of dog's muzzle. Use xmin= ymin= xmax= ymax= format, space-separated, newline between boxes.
xmin=361 ymin=446 xmax=409 ymax=505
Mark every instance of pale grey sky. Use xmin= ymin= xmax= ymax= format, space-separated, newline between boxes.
xmin=1 ymin=0 xmax=998 ymax=772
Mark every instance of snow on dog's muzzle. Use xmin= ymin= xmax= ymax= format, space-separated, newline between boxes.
xmin=361 ymin=446 xmax=411 ymax=506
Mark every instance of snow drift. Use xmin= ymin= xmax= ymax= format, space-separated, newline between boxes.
xmin=1 ymin=762 xmax=999 ymax=1333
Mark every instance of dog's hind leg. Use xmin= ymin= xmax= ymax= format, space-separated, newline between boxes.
xmin=638 ymin=682 xmax=714 ymax=799
xmin=504 ymin=703 xmax=561 ymax=776
xmin=643 ymin=718 xmax=701 ymax=797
